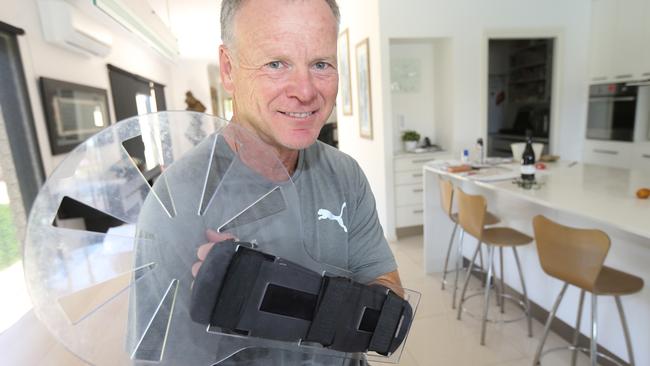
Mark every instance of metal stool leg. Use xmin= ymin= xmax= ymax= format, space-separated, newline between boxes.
xmin=441 ymin=221 xmax=459 ymax=290
xmin=571 ymin=290 xmax=586 ymax=366
xmin=615 ymin=296 xmax=636 ymax=366
xmin=480 ymin=245 xmax=496 ymax=345
xmin=479 ymin=246 xmax=485 ymax=288
xmin=452 ymin=229 xmax=465 ymax=309
xmin=590 ymin=294 xmax=598 ymax=366
xmin=533 ymin=283 xmax=569 ymax=365
xmin=512 ymin=247 xmax=532 ymax=337
xmin=457 ymin=241 xmax=482 ymax=320
xmin=499 ymin=247 xmax=505 ymax=312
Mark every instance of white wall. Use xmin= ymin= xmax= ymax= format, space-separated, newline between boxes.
xmin=339 ymin=0 xmax=592 ymax=240
xmin=380 ymin=0 xmax=591 ymax=160
xmin=170 ymin=59 xmax=215 ymax=115
xmin=390 ymin=40 xmax=436 ymax=153
xmin=0 ymin=0 xmax=176 ymax=176
xmin=432 ymin=39 xmax=454 ymax=153
xmin=337 ymin=0 xmax=391 ymax=234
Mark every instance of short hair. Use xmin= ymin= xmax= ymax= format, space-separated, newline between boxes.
xmin=220 ymin=0 xmax=340 ymax=48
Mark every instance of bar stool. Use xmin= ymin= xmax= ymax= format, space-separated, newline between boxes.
xmin=454 ymin=187 xmax=533 ymax=345
xmin=532 ymin=215 xmax=644 ymax=366
xmin=439 ymin=178 xmax=500 ymax=309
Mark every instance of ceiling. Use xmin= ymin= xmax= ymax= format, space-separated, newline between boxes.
xmin=149 ymin=0 xmax=222 ymax=60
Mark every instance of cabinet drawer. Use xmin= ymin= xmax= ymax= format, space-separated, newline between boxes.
xmin=395 ymin=184 xmax=423 ymax=206
xmin=636 ymin=152 xmax=650 ymax=169
xmin=634 ymin=144 xmax=650 ymax=170
xmin=395 ymin=170 xmax=424 ymax=185
xmin=396 ymin=204 xmax=424 ymax=227
xmin=394 ymin=155 xmax=436 ymax=172
xmin=582 ymin=140 xmax=633 ymax=168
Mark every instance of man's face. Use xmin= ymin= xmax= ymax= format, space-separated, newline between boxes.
xmin=220 ymin=0 xmax=339 ymax=151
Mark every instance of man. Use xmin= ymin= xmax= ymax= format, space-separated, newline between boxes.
xmin=196 ymin=0 xmax=403 ymax=295
xmin=133 ymin=0 xmax=403 ymax=364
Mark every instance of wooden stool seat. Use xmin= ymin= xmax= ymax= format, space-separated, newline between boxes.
xmin=482 ymin=227 xmax=533 ymax=247
xmin=439 ymin=178 xmax=500 ymax=309
xmin=454 ymin=188 xmax=533 ymax=346
xmin=451 ymin=211 xmax=500 ymax=226
xmin=532 ymin=215 xmax=643 ymax=366
xmin=593 ymin=266 xmax=644 ymax=296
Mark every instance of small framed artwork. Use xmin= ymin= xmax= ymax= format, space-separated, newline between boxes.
xmin=39 ymin=77 xmax=110 ymax=155
xmin=356 ymin=38 xmax=373 ymax=139
xmin=338 ymin=28 xmax=353 ymax=116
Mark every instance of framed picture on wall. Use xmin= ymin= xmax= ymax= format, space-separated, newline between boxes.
xmin=338 ymin=28 xmax=353 ymax=116
xmin=39 ymin=77 xmax=110 ymax=155
xmin=356 ymin=38 xmax=373 ymax=139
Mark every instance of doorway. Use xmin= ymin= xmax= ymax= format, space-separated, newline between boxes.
xmin=487 ymin=38 xmax=554 ymax=157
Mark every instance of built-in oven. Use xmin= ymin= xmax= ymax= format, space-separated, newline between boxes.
xmin=586 ymin=83 xmax=638 ymax=141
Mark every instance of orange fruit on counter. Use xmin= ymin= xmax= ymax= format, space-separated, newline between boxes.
xmin=637 ymin=188 xmax=650 ymax=199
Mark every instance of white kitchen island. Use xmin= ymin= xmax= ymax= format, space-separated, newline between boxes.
xmin=423 ymin=160 xmax=650 ymax=365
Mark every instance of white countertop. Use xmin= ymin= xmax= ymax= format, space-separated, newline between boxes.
xmin=425 ymin=160 xmax=650 ymax=239
xmin=394 ymin=149 xmax=445 ymax=158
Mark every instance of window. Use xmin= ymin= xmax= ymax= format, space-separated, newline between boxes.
xmin=0 ymin=21 xmax=45 ymax=333
xmin=107 ymin=64 xmax=166 ymax=121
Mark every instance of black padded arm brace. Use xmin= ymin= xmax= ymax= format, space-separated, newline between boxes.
xmin=190 ymin=240 xmax=413 ymax=356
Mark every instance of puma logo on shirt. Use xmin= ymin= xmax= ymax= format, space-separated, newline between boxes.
xmin=317 ymin=202 xmax=348 ymax=233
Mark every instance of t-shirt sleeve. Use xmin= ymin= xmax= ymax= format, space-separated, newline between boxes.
xmin=346 ymin=161 xmax=398 ymax=284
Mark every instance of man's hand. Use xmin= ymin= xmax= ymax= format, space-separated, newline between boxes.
xmin=372 ymin=270 xmax=405 ymax=298
xmin=191 ymin=229 xmax=236 ymax=278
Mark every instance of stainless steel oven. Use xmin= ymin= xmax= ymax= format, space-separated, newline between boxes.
xmin=586 ymin=83 xmax=638 ymax=141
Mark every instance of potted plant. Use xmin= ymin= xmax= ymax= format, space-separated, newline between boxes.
xmin=401 ymin=130 xmax=420 ymax=152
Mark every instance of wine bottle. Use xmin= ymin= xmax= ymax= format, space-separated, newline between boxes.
xmin=521 ymin=132 xmax=536 ymax=181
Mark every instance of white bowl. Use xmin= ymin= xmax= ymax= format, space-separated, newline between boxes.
xmin=511 ymin=142 xmax=544 ymax=162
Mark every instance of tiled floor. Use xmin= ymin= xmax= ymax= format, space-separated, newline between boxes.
xmin=0 ymin=235 xmax=600 ymax=365
xmin=390 ymin=235 xmax=597 ymax=366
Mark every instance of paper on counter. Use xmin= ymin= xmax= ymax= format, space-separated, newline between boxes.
xmin=463 ymin=166 xmax=519 ymax=182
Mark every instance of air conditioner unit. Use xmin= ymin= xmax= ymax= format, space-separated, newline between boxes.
xmin=93 ymin=0 xmax=178 ymax=60
xmin=37 ymin=0 xmax=113 ymax=57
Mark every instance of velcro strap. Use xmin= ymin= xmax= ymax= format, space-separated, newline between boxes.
xmin=305 ymin=276 xmax=353 ymax=346
xmin=368 ymin=291 xmax=405 ymax=355
xmin=190 ymin=244 xmax=415 ymax=355
xmin=210 ymin=246 xmax=274 ymax=329
xmin=189 ymin=240 xmax=238 ymax=324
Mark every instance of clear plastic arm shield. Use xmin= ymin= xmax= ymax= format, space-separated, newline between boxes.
xmin=22 ymin=112 xmax=420 ymax=365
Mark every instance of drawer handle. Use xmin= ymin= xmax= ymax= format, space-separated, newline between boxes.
xmin=615 ymin=74 xmax=633 ymax=79
xmin=412 ymin=209 xmax=424 ymax=214
xmin=593 ymin=149 xmax=618 ymax=155
xmin=411 ymin=158 xmax=432 ymax=163
xmin=642 ymin=154 xmax=650 ymax=159
xmin=412 ymin=188 xmax=423 ymax=193
xmin=591 ymin=76 xmax=607 ymax=81
xmin=412 ymin=173 xmax=423 ymax=177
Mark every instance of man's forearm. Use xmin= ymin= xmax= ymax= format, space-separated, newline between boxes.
xmin=371 ymin=270 xmax=404 ymax=298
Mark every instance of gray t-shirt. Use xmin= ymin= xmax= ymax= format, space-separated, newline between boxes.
xmin=131 ymin=135 xmax=397 ymax=365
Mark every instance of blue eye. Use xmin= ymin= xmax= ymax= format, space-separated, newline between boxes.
xmin=267 ymin=61 xmax=282 ymax=69
xmin=314 ymin=62 xmax=330 ymax=70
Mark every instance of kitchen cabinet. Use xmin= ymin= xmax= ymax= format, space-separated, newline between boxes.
xmin=582 ymin=139 xmax=635 ymax=168
xmin=643 ymin=0 xmax=650 ymax=79
xmin=634 ymin=143 xmax=650 ymax=170
xmin=394 ymin=152 xmax=441 ymax=228
xmin=589 ymin=0 xmax=650 ymax=83
xmin=588 ymin=0 xmax=615 ymax=82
